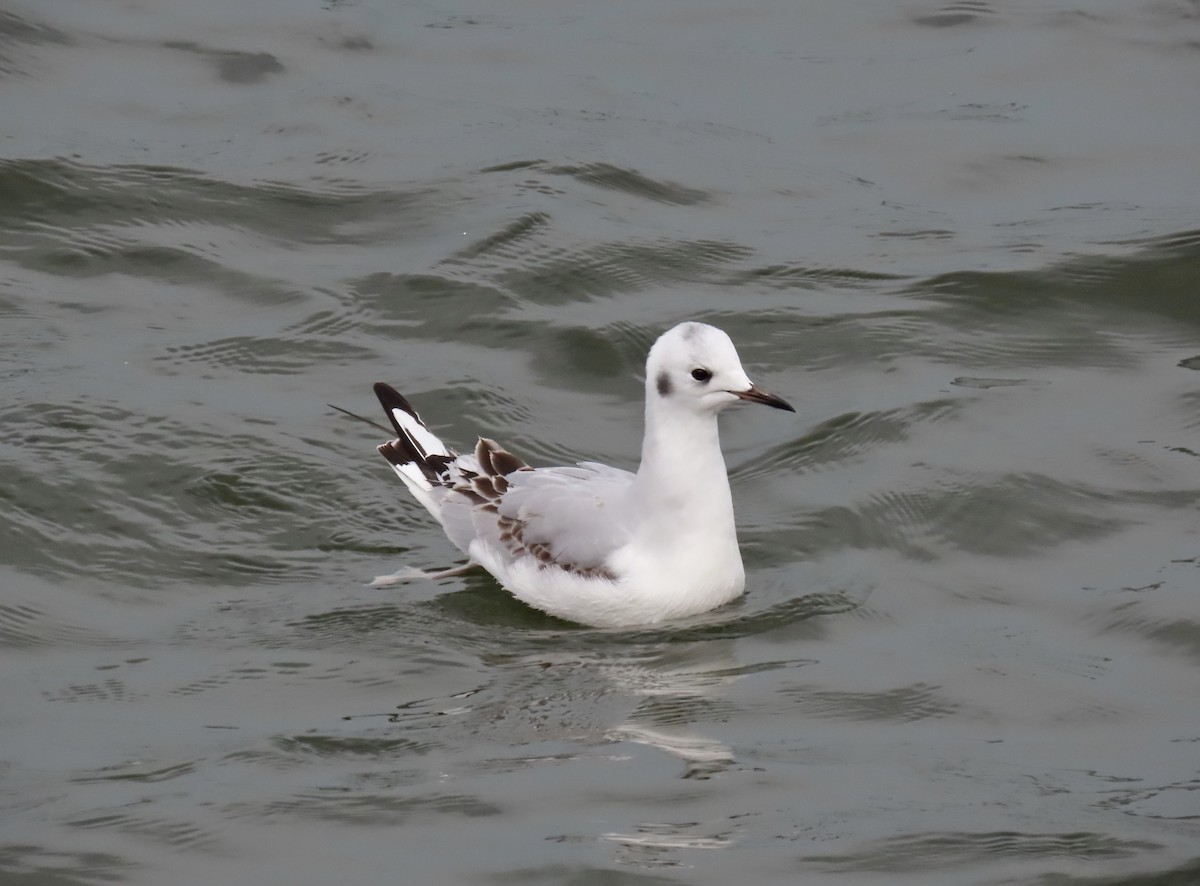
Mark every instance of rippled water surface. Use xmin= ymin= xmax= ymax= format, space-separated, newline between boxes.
xmin=3 ymin=0 xmax=1199 ymax=883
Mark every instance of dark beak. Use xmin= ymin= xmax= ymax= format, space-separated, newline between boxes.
xmin=734 ymin=384 xmax=795 ymax=412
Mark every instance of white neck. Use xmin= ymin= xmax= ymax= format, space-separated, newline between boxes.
xmin=634 ymin=398 xmax=736 ymax=531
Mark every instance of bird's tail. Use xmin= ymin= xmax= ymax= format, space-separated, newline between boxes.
xmin=373 ymin=382 xmax=455 ymax=519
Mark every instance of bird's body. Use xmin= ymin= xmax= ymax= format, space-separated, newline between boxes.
xmin=371 ymin=321 xmax=793 ymax=627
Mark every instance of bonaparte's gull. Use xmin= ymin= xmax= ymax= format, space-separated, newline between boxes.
xmin=370 ymin=321 xmax=794 ymax=627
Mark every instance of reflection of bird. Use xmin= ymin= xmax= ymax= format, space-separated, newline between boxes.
xmin=369 ymin=322 xmax=793 ymax=627
xmin=607 ymin=723 xmax=737 ymax=781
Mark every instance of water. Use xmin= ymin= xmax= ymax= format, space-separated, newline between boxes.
xmin=2 ymin=0 xmax=1199 ymax=883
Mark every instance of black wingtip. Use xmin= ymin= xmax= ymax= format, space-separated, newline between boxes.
xmin=373 ymin=382 xmax=425 ymax=435
xmin=374 ymin=382 xmax=413 ymax=412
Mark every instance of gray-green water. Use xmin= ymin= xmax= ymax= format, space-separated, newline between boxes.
xmin=2 ymin=1 xmax=1199 ymax=883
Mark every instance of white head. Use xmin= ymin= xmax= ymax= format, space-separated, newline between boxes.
xmin=645 ymin=322 xmax=794 ymax=416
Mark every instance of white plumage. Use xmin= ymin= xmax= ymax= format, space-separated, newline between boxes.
xmin=371 ymin=321 xmax=794 ymax=627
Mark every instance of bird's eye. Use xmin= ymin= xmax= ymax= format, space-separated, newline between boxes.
xmin=691 ymin=368 xmax=712 ymax=382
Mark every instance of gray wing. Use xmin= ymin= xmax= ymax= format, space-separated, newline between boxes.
xmin=495 ymin=460 xmax=636 ymax=571
xmin=433 ymin=439 xmax=635 ymax=575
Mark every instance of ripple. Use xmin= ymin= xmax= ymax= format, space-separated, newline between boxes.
xmin=67 ymin=810 xmax=218 ymax=851
xmin=1096 ymin=613 xmax=1200 ymax=665
xmin=0 ymin=157 xmax=441 ymax=249
xmin=951 ymin=375 xmax=1049 ymax=389
xmin=45 ymin=677 xmax=137 ymax=705
xmin=733 ymin=400 xmax=963 ymax=482
xmin=291 ymin=603 xmax=440 ymax=646
xmin=836 ymin=469 xmax=1198 ymax=560
xmin=601 ymin=820 xmax=736 ymax=859
xmin=72 ymin=761 xmax=197 ymax=784
xmin=914 ymin=230 xmax=1200 ymax=360
xmin=0 ymin=845 xmax=133 ymax=885
xmin=351 ymin=272 xmax=510 ymax=331
xmin=485 ymin=236 xmax=753 ymax=304
xmin=274 ymin=734 xmax=429 ymax=759
xmin=479 ymin=159 xmax=546 ymax=174
xmin=1179 ymin=391 xmax=1200 ymax=431
xmin=444 ymin=211 xmax=552 ymax=264
xmin=488 ymin=861 xmax=684 ymax=884
xmin=166 ymin=669 xmax=268 ymax=697
xmin=0 ymin=601 xmax=104 ymax=649
xmin=0 ymin=8 xmax=70 ymax=45
xmin=1096 ymin=781 xmax=1200 ymax=821
xmin=1 ymin=399 xmax=367 ymax=588
xmin=155 ymin=334 xmax=377 ymax=376
xmin=584 ymin=592 xmax=859 ymax=646
xmin=544 ymin=162 xmax=710 ymax=206
xmin=160 ymin=41 xmax=284 ymax=85
xmin=232 ymin=791 xmax=502 ymax=827
xmin=0 ymin=9 xmax=71 ymax=77
xmin=724 ymin=263 xmax=906 ymax=291
xmin=912 ymin=1 xmax=997 ymax=28
xmin=313 ymin=148 xmax=376 ymax=166
xmin=782 ymin=682 xmax=959 ymax=722
xmin=801 ymin=830 xmax=1160 ymax=872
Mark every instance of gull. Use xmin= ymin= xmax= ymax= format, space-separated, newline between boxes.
xmin=368 ymin=321 xmax=794 ymax=627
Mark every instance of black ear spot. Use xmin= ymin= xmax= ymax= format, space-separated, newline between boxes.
xmin=691 ymin=368 xmax=712 ymax=383
xmin=656 ymin=371 xmax=672 ymax=396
